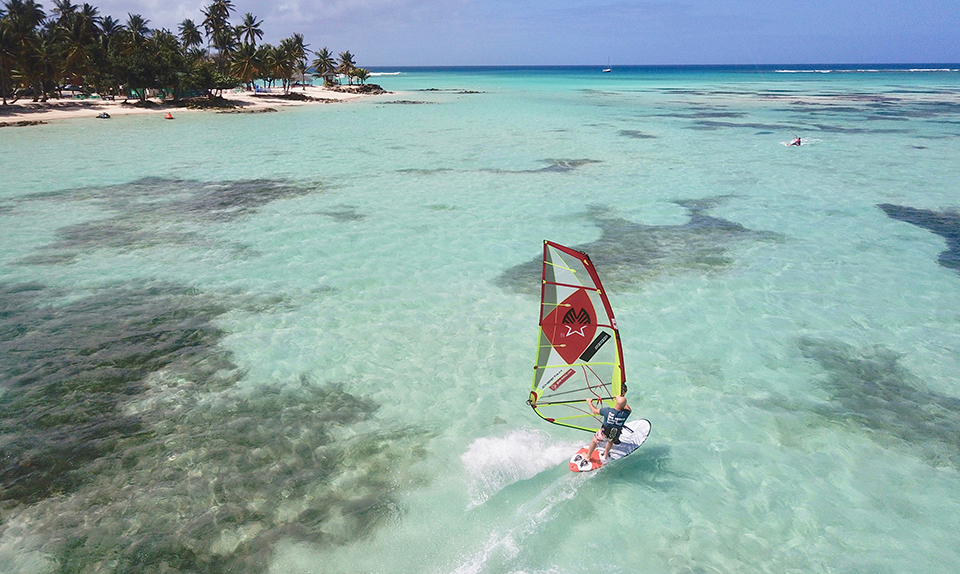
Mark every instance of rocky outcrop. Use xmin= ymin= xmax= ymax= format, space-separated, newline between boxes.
xmin=0 ymin=120 xmax=47 ymax=128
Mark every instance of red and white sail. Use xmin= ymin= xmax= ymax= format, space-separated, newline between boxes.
xmin=528 ymin=241 xmax=626 ymax=433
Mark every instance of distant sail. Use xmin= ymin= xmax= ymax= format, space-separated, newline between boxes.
xmin=528 ymin=241 xmax=626 ymax=433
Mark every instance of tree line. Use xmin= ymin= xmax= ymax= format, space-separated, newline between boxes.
xmin=0 ymin=0 xmax=370 ymax=105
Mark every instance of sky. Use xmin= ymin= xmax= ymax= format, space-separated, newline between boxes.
xmin=70 ymin=0 xmax=960 ymax=66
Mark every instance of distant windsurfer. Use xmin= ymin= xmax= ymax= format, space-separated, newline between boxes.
xmin=586 ymin=395 xmax=631 ymax=461
xmin=790 ymin=136 xmax=801 ymax=146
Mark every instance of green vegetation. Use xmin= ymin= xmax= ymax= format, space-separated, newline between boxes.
xmin=0 ymin=0 xmax=366 ymax=104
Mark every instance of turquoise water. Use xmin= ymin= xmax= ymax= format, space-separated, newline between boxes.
xmin=2 ymin=66 xmax=960 ymax=573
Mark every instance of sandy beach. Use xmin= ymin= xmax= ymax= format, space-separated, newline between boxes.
xmin=0 ymin=85 xmax=380 ymax=125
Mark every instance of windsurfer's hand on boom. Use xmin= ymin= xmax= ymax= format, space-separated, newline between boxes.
xmin=587 ymin=398 xmax=601 ymax=415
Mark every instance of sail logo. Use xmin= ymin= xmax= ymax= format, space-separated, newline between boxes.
xmin=579 ymin=331 xmax=611 ymax=362
xmin=541 ymin=288 xmax=598 ymax=364
xmin=548 ymin=368 xmax=576 ymax=391
xmin=562 ymin=308 xmax=591 ymax=337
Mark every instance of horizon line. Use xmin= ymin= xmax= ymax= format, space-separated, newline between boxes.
xmin=364 ymin=62 xmax=960 ymax=69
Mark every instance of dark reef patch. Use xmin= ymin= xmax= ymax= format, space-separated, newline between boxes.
xmin=686 ymin=119 xmax=912 ymax=134
xmin=396 ymin=168 xmax=455 ymax=175
xmin=320 ymin=204 xmax=366 ymax=222
xmin=417 ymin=88 xmax=484 ymax=94
xmin=878 ymin=203 xmax=960 ymax=273
xmin=0 ymin=119 xmax=48 ymax=127
xmin=15 ymin=177 xmax=322 ymax=265
xmin=618 ymin=130 xmax=657 ymax=139
xmin=381 ymin=100 xmax=439 ymax=105
xmin=0 ymin=281 xmax=232 ymax=503
xmin=806 ymin=123 xmax=911 ymax=134
xmin=687 ymin=120 xmax=800 ymax=132
xmin=661 ymin=111 xmax=746 ymax=119
xmin=497 ymin=197 xmax=780 ymax=293
xmin=489 ymin=158 xmax=602 ymax=174
xmin=797 ymin=338 xmax=960 ymax=469
xmin=0 ymin=280 xmax=428 ymax=572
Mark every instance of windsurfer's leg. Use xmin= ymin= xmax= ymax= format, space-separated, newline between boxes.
xmin=587 ymin=429 xmax=602 ymax=458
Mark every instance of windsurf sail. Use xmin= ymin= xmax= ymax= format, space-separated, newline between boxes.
xmin=528 ymin=241 xmax=626 ymax=433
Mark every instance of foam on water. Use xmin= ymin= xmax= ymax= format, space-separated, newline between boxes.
xmin=461 ymin=428 xmax=582 ymax=508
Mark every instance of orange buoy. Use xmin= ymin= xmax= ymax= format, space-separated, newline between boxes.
xmin=164 ymin=112 xmax=173 ymax=119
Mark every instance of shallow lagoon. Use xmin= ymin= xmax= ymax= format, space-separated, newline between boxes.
xmin=2 ymin=66 xmax=960 ymax=573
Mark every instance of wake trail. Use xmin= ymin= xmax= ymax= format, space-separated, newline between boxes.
xmin=453 ymin=429 xmax=588 ymax=574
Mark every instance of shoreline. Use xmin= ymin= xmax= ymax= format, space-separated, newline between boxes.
xmin=0 ymin=85 xmax=388 ymax=126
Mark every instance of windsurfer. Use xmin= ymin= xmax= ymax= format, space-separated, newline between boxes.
xmin=586 ymin=395 xmax=631 ymax=461
xmin=790 ymin=136 xmax=801 ymax=146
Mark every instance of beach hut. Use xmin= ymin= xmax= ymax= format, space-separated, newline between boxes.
xmin=320 ymin=71 xmax=340 ymax=86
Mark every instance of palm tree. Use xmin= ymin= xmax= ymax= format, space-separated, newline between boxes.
xmin=52 ymin=0 xmax=77 ymax=34
xmin=84 ymin=14 xmax=121 ymax=96
xmin=58 ymin=4 xmax=100 ymax=73
xmin=0 ymin=23 xmax=17 ymax=104
xmin=203 ymin=0 xmax=234 ymax=27
xmin=337 ymin=50 xmax=355 ymax=85
xmin=353 ymin=67 xmax=369 ymax=85
xmin=31 ymin=24 xmax=59 ymax=101
xmin=124 ymin=13 xmax=149 ymax=47
xmin=1 ymin=0 xmax=353 ymax=106
xmin=150 ymin=28 xmax=183 ymax=100
xmin=203 ymin=0 xmax=236 ymax=64
xmin=256 ymin=42 xmax=275 ymax=87
xmin=311 ymin=46 xmax=335 ymax=85
xmin=6 ymin=0 xmax=48 ymax=101
xmin=210 ymin=26 xmax=237 ymax=71
xmin=99 ymin=14 xmax=121 ymax=39
xmin=50 ymin=0 xmax=76 ymax=23
xmin=185 ymin=46 xmax=207 ymax=63
xmin=276 ymin=36 xmax=297 ymax=93
xmin=230 ymin=41 xmax=259 ymax=89
xmin=201 ymin=0 xmax=235 ymax=72
xmin=58 ymin=4 xmax=100 ymax=90
xmin=77 ymin=3 xmax=100 ymax=29
xmin=287 ymin=32 xmax=308 ymax=90
xmin=294 ymin=57 xmax=308 ymax=89
xmin=237 ymin=12 xmax=261 ymax=46
xmin=5 ymin=0 xmax=46 ymax=33
xmin=178 ymin=18 xmax=202 ymax=50
xmin=289 ymin=32 xmax=307 ymax=61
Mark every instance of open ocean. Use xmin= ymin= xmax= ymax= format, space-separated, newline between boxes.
xmin=2 ymin=65 xmax=960 ymax=574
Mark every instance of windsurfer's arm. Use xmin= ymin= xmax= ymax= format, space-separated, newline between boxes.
xmin=587 ymin=399 xmax=601 ymax=415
